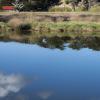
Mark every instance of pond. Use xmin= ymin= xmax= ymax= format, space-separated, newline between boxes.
xmin=0 ymin=36 xmax=100 ymax=100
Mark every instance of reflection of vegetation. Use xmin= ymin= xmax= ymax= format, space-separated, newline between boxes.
xmin=34 ymin=36 xmax=71 ymax=50
xmin=34 ymin=36 xmax=100 ymax=51
xmin=69 ymin=36 xmax=100 ymax=51
xmin=0 ymin=31 xmax=100 ymax=51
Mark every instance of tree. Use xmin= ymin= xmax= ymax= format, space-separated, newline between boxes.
xmin=22 ymin=0 xmax=60 ymax=11
xmin=65 ymin=0 xmax=78 ymax=11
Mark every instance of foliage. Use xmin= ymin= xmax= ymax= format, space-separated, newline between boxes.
xmin=49 ymin=6 xmax=72 ymax=12
xmin=65 ymin=0 xmax=78 ymax=4
xmin=17 ymin=23 xmax=31 ymax=32
xmin=89 ymin=4 xmax=100 ymax=12
xmin=0 ymin=0 xmax=99 ymax=11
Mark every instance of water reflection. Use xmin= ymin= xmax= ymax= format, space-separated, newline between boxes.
xmin=37 ymin=91 xmax=53 ymax=100
xmin=0 ymin=73 xmax=25 ymax=98
xmin=69 ymin=36 xmax=100 ymax=51
xmin=0 ymin=33 xmax=100 ymax=100
xmin=23 ymin=36 xmax=100 ymax=51
xmin=1 ymin=32 xmax=100 ymax=51
xmin=34 ymin=36 xmax=68 ymax=50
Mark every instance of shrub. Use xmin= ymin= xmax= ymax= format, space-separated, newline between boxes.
xmin=17 ymin=23 xmax=32 ymax=33
xmin=7 ymin=18 xmax=32 ymax=33
xmin=7 ymin=18 xmax=23 ymax=29
xmin=76 ymin=6 xmax=87 ymax=11
xmin=49 ymin=6 xmax=72 ymax=12
xmin=89 ymin=5 xmax=100 ymax=12
xmin=65 ymin=0 xmax=77 ymax=4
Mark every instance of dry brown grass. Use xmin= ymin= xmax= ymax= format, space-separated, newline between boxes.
xmin=7 ymin=18 xmax=23 ymax=28
xmin=0 ymin=12 xmax=100 ymax=23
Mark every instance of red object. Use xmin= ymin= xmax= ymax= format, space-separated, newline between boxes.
xmin=2 ymin=6 xmax=14 ymax=10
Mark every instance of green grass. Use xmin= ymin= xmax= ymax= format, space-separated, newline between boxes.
xmin=0 ymin=11 xmax=100 ymax=34
xmin=31 ymin=21 xmax=100 ymax=33
xmin=0 ymin=21 xmax=100 ymax=34
xmin=49 ymin=6 xmax=72 ymax=12
xmin=89 ymin=5 xmax=100 ymax=12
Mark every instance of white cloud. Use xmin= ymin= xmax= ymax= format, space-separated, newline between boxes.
xmin=0 ymin=73 xmax=24 ymax=98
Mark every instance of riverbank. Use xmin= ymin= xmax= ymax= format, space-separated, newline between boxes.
xmin=0 ymin=12 xmax=100 ymax=22
xmin=0 ymin=12 xmax=100 ymax=33
xmin=0 ymin=21 xmax=100 ymax=33
xmin=31 ymin=21 xmax=100 ymax=33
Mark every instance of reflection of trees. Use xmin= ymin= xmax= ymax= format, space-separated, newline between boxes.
xmin=69 ymin=36 xmax=100 ymax=51
xmin=30 ymin=36 xmax=100 ymax=51
xmin=34 ymin=36 xmax=100 ymax=51
xmin=1 ymin=33 xmax=100 ymax=51
xmin=35 ymin=36 xmax=71 ymax=50
xmin=37 ymin=37 xmax=65 ymax=50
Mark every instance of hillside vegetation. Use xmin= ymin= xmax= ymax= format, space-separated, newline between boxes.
xmin=0 ymin=0 xmax=100 ymax=12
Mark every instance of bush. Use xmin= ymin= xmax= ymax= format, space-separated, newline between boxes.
xmin=65 ymin=0 xmax=77 ymax=4
xmin=17 ymin=23 xmax=32 ymax=34
xmin=76 ymin=6 xmax=87 ymax=11
xmin=89 ymin=5 xmax=100 ymax=12
xmin=7 ymin=18 xmax=23 ymax=29
xmin=49 ymin=6 xmax=72 ymax=12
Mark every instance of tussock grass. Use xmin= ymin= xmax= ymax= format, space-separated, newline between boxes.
xmin=7 ymin=18 xmax=23 ymax=29
xmin=7 ymin=18 xmax=32 ymax=32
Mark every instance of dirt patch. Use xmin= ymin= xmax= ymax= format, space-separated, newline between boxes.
xmin=0 ymin=12 xmax=100 ymax=22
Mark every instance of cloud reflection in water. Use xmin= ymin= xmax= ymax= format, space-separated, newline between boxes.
xmin=0 ymin=73 xmax=25 ymax=98
xmin=38 ymin=91 xmax=53 ymax=100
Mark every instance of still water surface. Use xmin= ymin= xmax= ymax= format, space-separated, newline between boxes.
xmin=0 ymin=40 xmax=100 ymax=100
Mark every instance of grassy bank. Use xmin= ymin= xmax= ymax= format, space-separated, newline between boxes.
xmin=31 ymin=21 xmax=100 ymax=33
xmin=0 ymin=21 xmax=100 ymax=34
xmin=0 ymin=12 xmax=100 ymax=34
